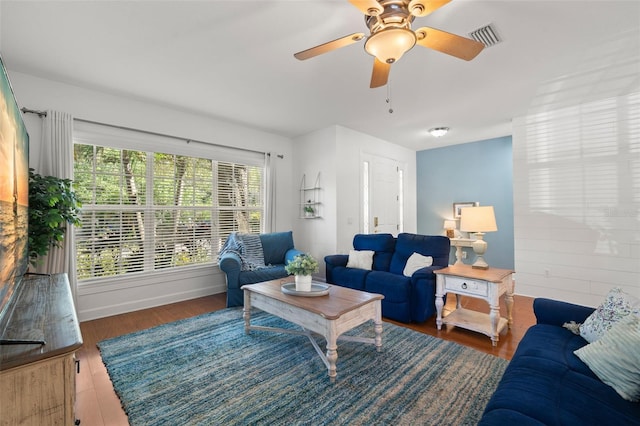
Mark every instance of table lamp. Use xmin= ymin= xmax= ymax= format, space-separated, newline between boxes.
xmin=459 ymin=206 xmax=497 ymax=269
xmin=443 ymin=220 xmax=456 ymax=238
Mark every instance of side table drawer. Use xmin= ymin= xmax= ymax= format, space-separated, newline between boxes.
xmin=444 ymin=276 xmax=488 ymax=297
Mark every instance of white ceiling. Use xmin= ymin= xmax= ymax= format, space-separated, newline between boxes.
xmin=1 ymin=1 xmax=639 ymax=151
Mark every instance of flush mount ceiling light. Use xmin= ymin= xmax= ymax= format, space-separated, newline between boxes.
xmin=429 ymin=127 xmax=449 ymax=137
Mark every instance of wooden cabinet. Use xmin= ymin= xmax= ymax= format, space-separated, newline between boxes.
xmin=0 ymin=274 xmax=82 ymax=425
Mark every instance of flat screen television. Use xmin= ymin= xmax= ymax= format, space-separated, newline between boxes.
xmin=0 ymin=54 xmax=29 ymax=322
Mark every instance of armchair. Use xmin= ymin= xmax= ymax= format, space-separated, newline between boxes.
xmin=219 ymin=231 xmax=303 ymax=307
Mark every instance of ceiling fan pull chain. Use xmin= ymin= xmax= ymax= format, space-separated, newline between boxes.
xmin=386 ymin=80 xmax=393 ymax=114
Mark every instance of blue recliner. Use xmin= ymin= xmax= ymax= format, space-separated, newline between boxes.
xmin=219 ymin=231 xmax=303 ymax=307
xmin=325 ymin=233 xmax=450 ymax=323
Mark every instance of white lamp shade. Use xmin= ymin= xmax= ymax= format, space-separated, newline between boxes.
xmin=443 ymin=220 xmax=456 ymax=230
xmin=459 ymin=206 xmax=497 ymax=233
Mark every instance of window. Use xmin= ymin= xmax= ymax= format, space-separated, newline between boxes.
xmin=73 ymin=124 xmax=264 ymax=281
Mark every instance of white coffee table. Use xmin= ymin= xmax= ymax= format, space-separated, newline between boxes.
xmin=242 ymin=278 xmax=384 ymax=381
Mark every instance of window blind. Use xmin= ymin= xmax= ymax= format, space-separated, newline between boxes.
xmin=73 ymin=123 xmax=265 ymax=281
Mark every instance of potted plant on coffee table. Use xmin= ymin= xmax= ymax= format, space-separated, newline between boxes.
xmin=285 ymin=253 xmax=319 ymax=292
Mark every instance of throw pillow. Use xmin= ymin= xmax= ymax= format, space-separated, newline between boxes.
xmin=346 ymin=250 xmax=375 ymax=270
xmin=574 ymin=314 xmax=640 ymax=402
xmin=403 ymin=252 xmax=433 ymax=277
xmin=563 ymin=321 xmax=581 ymax=335
xmin=580 ymin=287 xmax=640 ymax=343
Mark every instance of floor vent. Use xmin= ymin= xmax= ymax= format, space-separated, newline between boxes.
xmin=469 ymin=24 xmax=501 ymax=47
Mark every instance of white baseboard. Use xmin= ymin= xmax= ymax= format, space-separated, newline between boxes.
xmin=77 ymin=266 xmax=227 ymax=322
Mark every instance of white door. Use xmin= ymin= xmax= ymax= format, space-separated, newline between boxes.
xmin=364 ymin=154 xmax=403 ymax=235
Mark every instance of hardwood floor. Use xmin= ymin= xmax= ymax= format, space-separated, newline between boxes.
xmin=76 ymin=292 xmax=535 ymax=426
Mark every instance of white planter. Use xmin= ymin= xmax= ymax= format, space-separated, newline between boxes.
xmin=295 ymin=274 xmax=312 ymax=292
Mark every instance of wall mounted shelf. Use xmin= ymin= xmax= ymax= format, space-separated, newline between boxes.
xmin=300 ymin=173 xmax=321 ymax=219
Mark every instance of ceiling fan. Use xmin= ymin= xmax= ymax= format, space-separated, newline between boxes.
xmin=294 ymin=0 xmax=485 ymax=88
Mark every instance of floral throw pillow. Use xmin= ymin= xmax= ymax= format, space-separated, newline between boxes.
xmin=579 ymin=287 xmax=640 ymax=343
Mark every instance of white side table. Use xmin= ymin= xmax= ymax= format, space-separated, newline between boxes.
xmin=434 ymin=264 xmax=515 ymax=346
xmin=449 ymin=237 xmax=475 ymax=265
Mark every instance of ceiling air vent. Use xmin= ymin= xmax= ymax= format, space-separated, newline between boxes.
xmin=469 ymin=24 xmax=501 ymax=47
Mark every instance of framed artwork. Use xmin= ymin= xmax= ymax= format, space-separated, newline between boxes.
xmin=0 ymin=53 xmax=30 ymax=319
xmin=453 ymin=201 xmax=479 ymax=219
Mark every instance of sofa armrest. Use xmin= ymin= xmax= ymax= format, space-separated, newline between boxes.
xmin=534 ymin=298 xmax=595 ymax=326
xmin=218 ymin=252 xmax=242 ymax=294
xmin=284 ymin=248 xmax=304 ymax=264
xmin=324 ymin=254 xmax=349 ymax=284
xmin=411 ymin=264 xmax=445 ymax=279
xmin=219 ymin=252 xmax=241 ymax=273
xmin=325 ymin=254 xmax=349 ymax=268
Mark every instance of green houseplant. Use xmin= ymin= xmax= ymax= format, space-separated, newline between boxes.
xmin=304 ymin=200 xmax=315 ymax=217
xmin=28 ymin=168 xmax=82 ymax=266
xmin=285 ymin=253 xmax=319 ymax=292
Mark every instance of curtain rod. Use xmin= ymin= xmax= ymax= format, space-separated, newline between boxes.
xmin=20 ymin=107 xmax=47 ymax=117
xmin=75 ymin=117 xmax=268 ymax=157
xmin=20 ymin=107 xmax=272 ymax=157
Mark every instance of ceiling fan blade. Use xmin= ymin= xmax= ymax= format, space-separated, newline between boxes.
xmin=348 ymin=0 xmax=384 ymax=16
xmin=415 ymin=27 xmax=484 ymax=60
xmin=370 ymin=58 xmax=391 ymax=88
xmin=408 ymin=0 xmax=451 ymax=17
xmin=294 ymin=33 xmax=365 ymax=60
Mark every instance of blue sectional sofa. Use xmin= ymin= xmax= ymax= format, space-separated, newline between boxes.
xmin=479 ymin=298 xmax=640 ymax=425
xmin=324 ymin=233 xmax=450 ymax=323
xmin=219 ymin=231 xmax=303 ymax=307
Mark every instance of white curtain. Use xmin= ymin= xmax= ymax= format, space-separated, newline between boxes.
xmin=263 ymin=152 xmax=276 ymax=233
xmin=35 ymin=111 xmax=77 ymax=302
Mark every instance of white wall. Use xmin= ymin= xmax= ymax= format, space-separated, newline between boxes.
xmin=292 ymin=125 xmax=417 ymax=280
xmin=513 ymin=92 xmax=640 ymax=307
xmin=292 ymin=126 xmax=338 ymax=280
xmin=8 ymin=70 xmax=296 ymax=321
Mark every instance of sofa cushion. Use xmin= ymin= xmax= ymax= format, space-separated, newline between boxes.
xmin=329 ymin=266 xmax=368 ymax=290
xmin=260 ymin=231 xmax=295 ymax=266
xmin=513 ymin=324 xmax=595 ymax=377
xmin=353 ymin=233 xmax=395 ymax=271
xmin=346 ymin=249 xmax=374 ymax=270
xmin=579 ymin=287 xmax=640 ymax=343
xmin=238 ymin=265 xmax=289 ymax=285
xmin=389 ymin=233 xmax=449 ymax=275
xmin=365 ymin=271 xmax=412 ymax=323
xmin=402 ymin=252 xmax=433 ymax=276
xmin=365 ymin=271 xmax=411 ymax=303
xmin=574 ymin=314 xmax=640 ymax=402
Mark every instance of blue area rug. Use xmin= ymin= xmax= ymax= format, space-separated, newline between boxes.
xmin=98 ymin=308 xmax=508 ymax=425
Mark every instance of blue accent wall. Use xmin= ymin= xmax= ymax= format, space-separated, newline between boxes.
xmin=416 ymin=136 xmax=514 ymax=269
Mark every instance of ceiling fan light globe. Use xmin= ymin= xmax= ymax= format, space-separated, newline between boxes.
xmin=365 ymin=28 xmax=416 ymax=63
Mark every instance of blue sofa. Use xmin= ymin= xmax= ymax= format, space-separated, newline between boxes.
xmin=480 ymin=298 xmax=640 ymax=425
xmin=324 ymin=233 xmax=450 ymax=323
xmin=219 ymin=231 xmax=303 ymax=307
